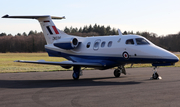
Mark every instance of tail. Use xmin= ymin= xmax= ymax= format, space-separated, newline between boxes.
xmin=2 ymin=14 xmax=69 ymax=44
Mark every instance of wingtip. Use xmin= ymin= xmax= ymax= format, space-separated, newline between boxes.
xmin=14 ymin=60 xmax=22 ymax=62
xmin=14 ymin=60 xmax=19 ymax=62
xmin=2 ymin=14 xmax=9 ymax=18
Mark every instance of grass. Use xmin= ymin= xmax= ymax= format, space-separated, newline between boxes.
xmin=0 ymin=53 xmax=179 ymax=73
xmin=0 ymin=53 xmax=68 ymax=73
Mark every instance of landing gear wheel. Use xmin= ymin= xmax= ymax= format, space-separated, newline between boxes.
xmin=150 ymin=66 xmax=162 ymax=80
xmin=152 ymin=72 xmax=159 ymax=79
xmin=114 ymin=69 xmax=121 ymax=77
xmin=72 ymin=72 xmax=79 ymax=80
xmin=72 ymin=66 xmax=81 ymax=80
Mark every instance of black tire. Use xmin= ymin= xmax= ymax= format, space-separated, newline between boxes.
xmin=114 ymin=69 xmax=121 ymax=77
xmin=152 ymin=72 xmax=159 ymax=79
xmin=72 ymin=72 xmax=79 ymax=80
xmin=72 ymin=66 xmax=81 ymax=80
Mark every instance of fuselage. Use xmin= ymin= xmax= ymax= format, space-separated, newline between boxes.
xmin=45 ymin=34 xmax=179 ymax=69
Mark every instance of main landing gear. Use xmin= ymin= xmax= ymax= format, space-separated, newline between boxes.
xmin=114 ymin=65 xmax=126 ymax=77
xmin=150 ymin=66 xmax=162 ymax=80
xmin=72 ymin=66 xmax=82 ymax=80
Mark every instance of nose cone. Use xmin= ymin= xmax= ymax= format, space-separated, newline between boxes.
xmin=173 ymin=54 xmax=179 ymax=62
xmin=138 ymin=45 xmax=179 ymax=64
xmin=168 ymin=53 xmax=179 ymax=63
xmin=154 ymin=45 xmax=179 ymax=63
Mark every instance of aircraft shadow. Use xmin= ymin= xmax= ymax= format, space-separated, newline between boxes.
xmin=0 ymin=77 xmax=141 ymax=89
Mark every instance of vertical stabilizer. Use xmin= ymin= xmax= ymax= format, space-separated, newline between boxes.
xmin=2 ymin=15 xmax=67 ymax=44
xmin=37 ymin=16 xmax=65 ymax=44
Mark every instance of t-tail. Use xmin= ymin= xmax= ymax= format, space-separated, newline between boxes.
xmin=2 ymin=14 xmax=69 ymax=44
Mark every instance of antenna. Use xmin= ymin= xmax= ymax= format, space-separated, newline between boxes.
xmin=118 ymin=29 xmax=122 ymax=36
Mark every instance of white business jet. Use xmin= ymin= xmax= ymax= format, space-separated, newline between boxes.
xmin=2 ymin=15 xmax=179 ymax=80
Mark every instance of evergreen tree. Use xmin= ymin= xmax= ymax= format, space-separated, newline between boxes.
xmin=23 ymin=32 xmax=27 ymax=36
xmin=93 ymin=24 xmax=98 ymax=33
xmin=99 ymin=26 xmax=106 ymax=35
xmin=82 ymin=26 xmax=88 ymax=33
xmin=123 ymin=31 xmax=127 ymax=35
xmin=78 ymin=27 xmax=82 ymax=33
xmin=64 ymin=27 xmax=70 ymax=33
xmin=28 ymin=30 xmax=35 ymax=36
xmin=0 ymin=33 xmax=6 ymax=36
xmin=71 ymin=28 xmax=78 ymax=33
xmin=88 ymin=25 xmax=93 ymax=32
xmin=17 ymin=33 xmax=21 ymax=36
xmin=106 ymin=26 xmax=111 ymax=35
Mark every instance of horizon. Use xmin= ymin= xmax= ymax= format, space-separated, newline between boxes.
xmin=1 ymin=24 xmax=180 ymax=37
xmin=1 ymin=0 xmax=180 ymax=36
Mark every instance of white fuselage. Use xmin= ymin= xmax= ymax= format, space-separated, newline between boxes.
xmin=45 ymin=34 xmax=179 ymax=68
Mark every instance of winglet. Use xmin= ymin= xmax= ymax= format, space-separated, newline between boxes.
xmin=118 ymin=29 xmax=123 ymax=36
xmin=2 ymin=14 xmax=9 ymax=18
xmin=51 ymin=16 xmax=65 ymax=19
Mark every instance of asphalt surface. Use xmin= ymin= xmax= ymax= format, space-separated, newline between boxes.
xmin=0 ymin=67 xmax=180 ymax=107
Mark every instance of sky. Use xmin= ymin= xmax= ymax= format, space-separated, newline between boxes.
xmin=1 ymin=0 xmax=180 ymax=36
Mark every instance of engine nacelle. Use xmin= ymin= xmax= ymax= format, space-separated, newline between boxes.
xmin=53 ymin=37 xmax=79 ymax=49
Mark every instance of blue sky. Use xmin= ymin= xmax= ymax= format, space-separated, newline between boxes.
xmin=1 ymin=0 xmax=180 ymax=36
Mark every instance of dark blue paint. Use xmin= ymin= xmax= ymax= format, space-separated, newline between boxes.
xmin=54 ymin=43 xmax=74 ymax=49
xmin=45 ymin=48 xmax=178 ymax=68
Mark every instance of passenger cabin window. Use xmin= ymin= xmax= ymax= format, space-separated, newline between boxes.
xmin=101 ymin=41 xmax=106 ymax=47
xmin=93 ymin=39 xmax=101 ymax=50
xmin=86 ymin=42 xmax=91 ymax=48
xmin=136 ymin=38 xmax=150 ymax=45
xmin=126 ymin=39 xmax=134 ymax=45
xmin=108 ymin=41 xmax=112 ymax=47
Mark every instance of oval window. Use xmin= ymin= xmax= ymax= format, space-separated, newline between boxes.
xmin=108 ymin=41 xmax=112 ymax=47
xmin=101 ymin=41 xmax=106 ymax=47
xmin=93 ymin=39 xmax=101 ymax=50
xmin=86 ymin=42 xmax=91 ymax=48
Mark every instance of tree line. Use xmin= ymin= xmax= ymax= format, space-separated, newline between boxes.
xmin=0 ymin=24 xmax=180 ymax=52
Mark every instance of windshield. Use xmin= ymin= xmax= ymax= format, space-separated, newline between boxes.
xmin=135 ymin=38 xmax=150 ymax=45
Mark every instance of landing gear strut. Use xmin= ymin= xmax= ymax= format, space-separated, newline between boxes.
xmin=114 ymin=65 xmax=126 ymax=77
xmin=151 ymin=66 xmax=162 ymax=80
xmin=72 ymin=66 xmax=81 ymax=80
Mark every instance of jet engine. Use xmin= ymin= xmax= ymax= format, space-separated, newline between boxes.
xmin=53 ymin=37 xmax=79 ymax=49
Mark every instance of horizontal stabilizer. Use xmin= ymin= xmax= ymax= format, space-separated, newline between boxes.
xmin=2 ymin=14 xmax=65 ymax=20
xmin=14 ymin=60 xmax=102 ymax=67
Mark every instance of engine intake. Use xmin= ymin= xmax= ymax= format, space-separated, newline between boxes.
xmin=53 ymin=38 xmax=79 ymax=49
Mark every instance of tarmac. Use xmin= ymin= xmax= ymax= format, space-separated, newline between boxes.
xmin=0 ymin=67 xmax=180 ymax=107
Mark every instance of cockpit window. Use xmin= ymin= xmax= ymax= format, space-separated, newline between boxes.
xmin=136 ymin=38 xmax=150 ymax=45
xmin=126 ymin=39 xmax=134 ymax=45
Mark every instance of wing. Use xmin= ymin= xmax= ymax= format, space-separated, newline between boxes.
xmin=14 ymin=60 xmax=103 ymax=67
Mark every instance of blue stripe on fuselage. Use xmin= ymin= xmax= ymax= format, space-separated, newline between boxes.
xmin=45 ymin=48 xmax=178 ymax=67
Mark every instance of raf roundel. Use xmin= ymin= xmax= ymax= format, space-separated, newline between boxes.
xmin=123 ymin=52 xmax=129 ymax=59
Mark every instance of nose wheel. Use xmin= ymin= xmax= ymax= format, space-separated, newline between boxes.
xmin=150 ymin=66 xmax=162 ymax=80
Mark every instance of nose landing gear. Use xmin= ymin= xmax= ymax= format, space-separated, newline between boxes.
xmin=150 ymin=66 xmax=162 ymax=80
